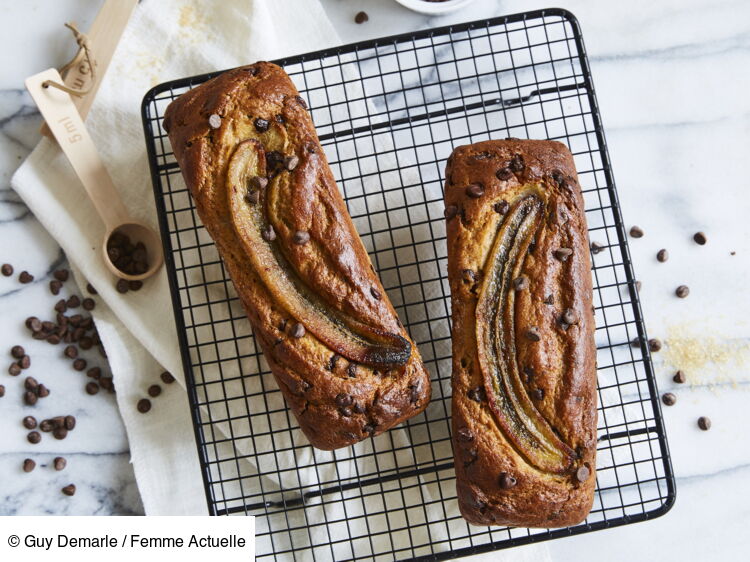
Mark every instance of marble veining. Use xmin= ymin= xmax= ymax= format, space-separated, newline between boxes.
xmin=2 ymin=1 xmax=749 ymax=561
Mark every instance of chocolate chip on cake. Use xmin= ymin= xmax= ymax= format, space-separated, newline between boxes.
xmin=254 ymin=117 xmax=269 ymax=132
xmin=461 ymin=269 xmax=476 ymax=284
xmin=575 ymin=466 xmax=590 ymax=483
xmin=137 ymin=398 xmax=152 ymax=414
xmin=370 ymin=287 xmax=382 ymax=300
xmin=290 ymin=323 xmax=306 ymax=339
xmin=590 ymin=241 xmax=604 ymax=254
xmin=23 ymin=458 xmax=36 ymax=473
xmin=293 ymin=230 xmax=310 ymax=245
xmin=543 ymin=294 xmax=554 ymax=305
xmin=499 ymin=472 xmax=517 ymax=489
xmin=656 ymin=249 xmax=669 ymax=263
xmin=675 ymin=285 xmax=689 ymax=298
xmin=19 ymin=271 xmax=34 ymax=283
xmin=249 ymin=176 xmax=268 ymax=190
xmin=513 ymin=275 xmax=529 ymax=291
xmin=262 ymin=224 xmax=276 ymax=242
xmin=284 ymin=155 xmax=300 ymax=171
xmin=553 ymin=248 xmax=573 ymax=262
xmin=673 ymin=370 xmax=686 ymax=384
xmin=562 ymin=308 xmax=579 ymax=325
xmin=532 ymin=388 xmax=544 ymax=400
xmin=693 ymin=231 xmax=707 ymax=245
xmin=496 ymin=167 xmax=513 ymax=181
xmin=444 ymin=205 xmax=459 ymax=220
xmin=295 ymin=95 xmax=308 ymax=110
xmin=697 ymin=416 xmax=711 ymax=430
xmin=525 ymin=327 xmax=541 ymax=342
xmin=354 ymin=11 xmax=369 ymax=24
xmin=493 ymin=200 xmax=510 ymax=214
xmin=456 ymin=427 xmax=474 ymax=442
xmin=208 ymin=114 xmax=222 ymax=129
xmin=629 ymin=226 xmax=644 ymax=238
xmin=465 ymin=183 xmax=485 ymax=198
xmin=509 ymin=154 xmax=525 ymax=172
xmin=1 ymin=263 xmax=13 ymax=276
xmin=648 ymin=338 xmax=662 ymax=352
xmin=468 ymin=386 xmax=486 ymax=403
xmin=662 ymin=392 xmax=677 ymax=406
xmin=335 ymin=393 xmax=354 ymax=408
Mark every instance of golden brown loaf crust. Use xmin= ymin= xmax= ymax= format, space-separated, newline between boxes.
xmin=445 ymin=139 xmax=597 ymax=527
xmin=163 ymin=62 xmax=430 ymax=450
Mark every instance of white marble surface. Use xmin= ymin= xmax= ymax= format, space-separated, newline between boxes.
xmin=2 ymin=0 xmax=749 ymax=559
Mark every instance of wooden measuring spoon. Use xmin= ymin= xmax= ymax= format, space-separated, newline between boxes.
xmin=26 ymin=68 xmax=163 ymax=282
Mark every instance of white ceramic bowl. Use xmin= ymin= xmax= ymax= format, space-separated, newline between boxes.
xmin=394 ymin=0 xmax=479 ymax=15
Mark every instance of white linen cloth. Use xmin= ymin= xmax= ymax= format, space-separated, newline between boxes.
xmin=11 ymin=0 xmax=551 ymax=559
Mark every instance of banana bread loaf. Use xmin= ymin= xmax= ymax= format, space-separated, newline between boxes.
xmin=163 ymin=62 xmax=431 ymax=450
xmin=445 ymin=139 xmax=597 ymax=527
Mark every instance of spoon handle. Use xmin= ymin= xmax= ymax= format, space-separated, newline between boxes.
xmin=26 ymin=68 xmax=131 ymax=231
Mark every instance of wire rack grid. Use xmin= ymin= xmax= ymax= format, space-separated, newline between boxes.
xmin=141 ymin=9 xmax=674 ymax=561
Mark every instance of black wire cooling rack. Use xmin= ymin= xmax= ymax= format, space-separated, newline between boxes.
xmin=141 ymin=9 xmax=674 ymax=561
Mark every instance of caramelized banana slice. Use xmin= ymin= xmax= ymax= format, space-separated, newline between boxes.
xmin=227 ymin=139 xmax=411 ymax=367
xmin=476 ymin=194 xmax=576 ymax=474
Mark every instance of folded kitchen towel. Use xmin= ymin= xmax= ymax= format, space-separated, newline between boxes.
xmin=12 ymin=0 xmax=553 ymax=559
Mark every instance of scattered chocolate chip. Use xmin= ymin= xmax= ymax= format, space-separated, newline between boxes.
xmin=590 ymin=242 xmax=604 ymax=254
xmin=370 ymin=287 xmax=382 ymax=300
xmin=148 ymin=384 xmax=162 ymax=397
xmin=53 ymin=427 xmax=68 ymax=440
xmin=26 ymin=316 xmax=42 ymax=332
xmin=24 ymin=391 xmax=38 ymax=405
xmin=50 ymin=279 xmax=62 ymax=295
xmin=53 ymin=269 xmax=69 ymax=282
xmin=54 ymin=299 xmax=67 ymax=313
xmin=11 ymin=345 xmax=25 ymax=359
xmin=137 ymin=398 xmax=151 ymax=413
xmin=493 ymin=200 xmax=510 ymax=214
xmin=160 ymin=371 xmax=175 ymax=384
xmin=86 ymin=283 xmax=97 ymax=295
xmin=636 ymin=280 xmax=642 ymax=292
xmin=19 ymin=271 xmax=34 ymax=283
xmin=532 ymin=388 xmax=545 ymax=400
xmin=509 ymin=154 xmax=525 ymax=172
xmin=656 ymin=249 xmax=669 ymax=262
xmin=116 ymin=279 xmax=129 ymax=293
xmin=293 ymin=230 xmax=310 ymax=245
xmin=468 ymin=386 xmax=486 ymax=403
xmin=675 ymin=285 xmax=689 ymax=298
xmin=648 ymin=338 xmax=662 ymax=352
xmin=82 ymin=298 xmax=95 ymax=310
xmin=673 ymin=370 xmax=686 ymax=384
xmin=27 ymin=431 xmax=41 ymax=444
xmin=562 ymin=308 xmax=578 ymax=325
xmin=85 ymin=382 xmax=99 ymax=395
xmin=693 ymin=231 xmax=707 ymax=245
xmin=23 ymin=416 xmax=37 ymax=430
xmin=444 ymin=205 xmax=458 ymax=220
xmin=290 ymin=323 xmax=306 ymax=338
xmin=697 ymin=416 xmax=711 ymax=430
xmin=354 ymin=11 xmax=368 ymax=24
xmin=456 ymin=427 xmax=473 ymax=442
xmin=262 ymin=224 xmax=276 ymax=242
xmin=64 ymin=345 xmax=78 ymax=359
xmin=662 ymin=392 xmax=676 ymax=406
xmin=554 ymin=248 xmax=573 ymax=261
xmin=208 ymin=114 xmax=222 ymax=129
xmin=496 ymin=167 xmax=513 ymax=181
xmin=465 ymin=183 xmax=484 ymax=198
xmin=128 ymin=280 xmax=143 ymax=291
xmin=254 ymin=117 xmax=269 ymax=132
xmin=23 ymin=458 xmax=36 ymax=472
xmin=629 ymin=226 xmax=644 ymax=238
xmin=39 ymin=419 xmax=55 ymax=432
xmin=18 ymin=355 xmax=30 ymax=369
xmin=335 ymin=393 xmax=354 ymax=408
xmin=54 ymin=457 xmax=67 ymax=471
xmin=512 ymin=275 xmax=529 ymax=291
xmin=24 ymin=377 xmax=38 ymax=391
xmin=61 ymin=484 xmax=76 ymax=496
xmin=1 ymin=263 xmax=13 ymax=276
xmin=72 ymin=358 xmax=87 ymax=371
xmin=284 ymin=155 xmax=300 ymax=171
xmin=100 ymin=377 xmax=113 ymax=391
xmin=575 ymin=466 xmax=590 ymax=482
xmin=525 ymin=327 xmax=541 ymax=342
xmin=64 ymin=416 xmax=76 ymax=430
xmin=499 ymin=472 xmax=517 ymax=489
xmin=0 ymin=384 xmax=4 ymax=397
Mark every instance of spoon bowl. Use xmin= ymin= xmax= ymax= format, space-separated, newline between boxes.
xmin=103 ymin=221 xmax=164 ymax=281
